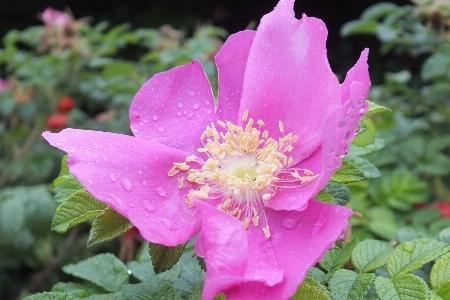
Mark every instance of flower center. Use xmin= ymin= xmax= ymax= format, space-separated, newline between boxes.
xmin=168 ymin=110 xmax=319 ymax=238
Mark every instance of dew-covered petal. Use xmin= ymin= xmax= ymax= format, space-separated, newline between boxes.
xmin=266 ymin=53 xmax=370 ymax=211
xmin=197 ymin=200 xmax=351 ymax=299
xmin=215 ymin=30 xmax=256 ymax=124
xmin=129 ymin=60 xmax=216 ymax=153
xmin=341 ymin=49 xmax=370 ymax=109
xmin=238 ymin=0 xmax=341 ymax=164
xmin=43 ymin=129 xmax=200 ymax=246
xmin=194 ymin=200 xmax=283 ymax=300
xmin=259 ymin=200 xmax=352 ymax=299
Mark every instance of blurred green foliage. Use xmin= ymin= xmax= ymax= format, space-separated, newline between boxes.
xmin=342 ymin=1 xmax=450 ymax=244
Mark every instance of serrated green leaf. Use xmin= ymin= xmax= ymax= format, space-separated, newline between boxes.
xmin=435 ymin=281 xmax=450 ymax=300
xmin=374 ymin=274 xmax=428 ymax=300
xmin=87 ymin=207 xmax=133 ymax=247
xmin=431 ymin=253 xmax=450 ymax=289
xmin=121 ymin=280 xmax=181 ymax=300
xmin=187 ymin=282 xmax=204 ymax=300
xmin=307 ymin=267 xmax=327 ymax=283
xmin=349 ymin=137 xmax=385 ymax=156
xmin=353 ymin=118 xmax=376 ymax=147
xmin=51 ymin=282 xmax=103 ymax=298
xmin=23 ymin=292 xmax=78 ymax=300
xmin=292 ymin=277 xmax=331 ymax=300
xmin=366 ymin=100 xmax=391 ymax=115
xmin=322 ymin=182 xmax=351 ymax=206
xmin=53 ymin=175 xmax=83 ymax=203
xmin=149 ymin=242 xmax=187 ymax=274
xmin=331 ymin=160 xmax=365 ymax=184
xmin=62 ymin=253 xmax=129 ymax=292
xmin=84 ymin=292 xmax=125 ymax=300
xmin=315 ymin=191 xmax=336 ymax=204
xmin=174 ymin=254 xmax=205 ymax=298
xmin=386 ymin=238 xmax=450 ymax=277
xmin=52 ymin=189 xmax=108 ymax=233
xmin=127 ymin=260 xmax=181 ymax=283
xmin=346 ymin=156 xmax=380 ymax=179
xmin=58 ymin=155 xmax=71 ymax=177
xmin=319 ymin=240 xmax=358 ymax=272
xmin=328 ymin=269 xmax=375 ymax=300
xmin=352 ymin=240 xmax=394 ymax=273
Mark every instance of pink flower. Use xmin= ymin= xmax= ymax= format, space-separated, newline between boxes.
xmin=41 ymin=7 xmax=71 ymax=27
xmin=0 ymin=78 xmax=13 ymax=92
xmin=43 ymin=0 xmax=370 ymax=298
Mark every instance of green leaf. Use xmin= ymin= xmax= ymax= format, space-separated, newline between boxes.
xmin=53 ymin=175 xmax=83 ymax=203
xmin=439 ymin=227 xmax=450 ymax=243
xmin=149 ymin=242 xmax=187 ymax=274
xmin=352 ymin=240 xmax=394 ymax=273
xmin=349 ymin=137 xmax=385 ymax=156
xmin=340 ymin=19 xmax=378 ymax=37
xmin=321 ymin=182 xmax=351 ymax=206
xmin=422 ymin=53 xmax=450 ymax=81
xmin=366 ymin=100 xmax=391 ymax=115
xmin=52 ymin=189 xmax=108 ymax=233
xmin=431 ymin=253 xmax=450 ymax=289
xmin=121 ymin=280 xmax=181 ymax=300
xmin=315 ymin=191 xmax=336 ymax=204
xmin=386 ymin=238 xmax=450 ymax=277
xmin=291 ymin=277 xmax=331 ymax=300
xmin=374 ymin=274 xmax=428 ymax=300
xmin=368 ymin=207 xmax=398 ymax=240
xmin=87 ymin=207 xmax=133 ymax=247
xmin=319 ymin=240 xmax=358 ymax=272
xmin=353 ymin=118 xmax=376 ymax=147
xmin=174 ymin=254 xmax=205 ymax=298
xmin=51 ymin=282 xmax=103 ymax=298
xmin=62 ymin=253 xmax=129 ymax=292
xmin=435 ymin=281 xmax=450 ymax=300
xmin=346 ymin=156 xmax=380 ymax=179
xmin=361 ymin=2 xmax=399 ymax=19
xmin=307 ymin=267 xmax=327 ymax=283
xmin=331 ymin=160 xmax=365 ymax=184
xmin=328 ymin=269 xmax=375 ymax=300
xmin=23 ymin=292 xmax=78 ymax=300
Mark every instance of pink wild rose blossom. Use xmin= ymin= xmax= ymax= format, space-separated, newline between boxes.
xmin=42 ymin=0 xmax=370 ymax=298
xmin=41 ymin=7 xmax=71 ymax=27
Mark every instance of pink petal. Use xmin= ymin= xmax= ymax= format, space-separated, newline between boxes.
xmin=198 ymin=200 xmax=352 ymax=300
xmin=43 ymin=129 xmax=200 ymax=246
xmin=129 ymin=60 xmax=216 ymax=154
xmin=266 ymin=50 xmax=370 ymax=211
xmin=194 ymin=200 xmax=284 ymax=300
xmin=262 ymin=200 xmax=352 ymax=299
xmin=214 ymin=30 xmax=256 ymax=124
xmin=238 ymin=0 xmax=341 ymax=164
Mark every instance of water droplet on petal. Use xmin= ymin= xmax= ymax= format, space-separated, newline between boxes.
xmin=88 ymin=179 xmax=94 ymax=185
xmin=281 ymin=217 xmax=298 ymax=229
xmin=143 ymin=200 xmax=156 ymax=212
xmin=152 ymin=114 xmax=158 ymax=121
xmin=176 ymin=112 xmax=182 ymax=117
xmin=207 ymin=109 xmax=212 ymax=115
xmin=312 ymin=214 xmax=327 ymax=235
xmin=56 ymin=142 xmax=63 ymax=146
xmin=158 ymin=127 xmax=165 ymax=133
xmin=121 ymin=178 xmax=133 ymax=191
xmin=187 ymin=113 xmax=194 ymax=119
xmin=138 ymin=169 xmax=143 ymax=174
xmin=192 ymin=103 xmax=200 ymax=110
xmin=178 ymin=102 xmax=183 ymax=108
xmin=188 ymin=91 xmax=195 ymax=96
xmin=161 ymin=218 xmax=172 ymax=229
xmin=142 ymin=180 xmax=147 ymax=186
xmin=155 ymin=187 xmax=167 ymax=197
xmin=109 ymin=174 xmax=117 ymax=182
xmin=338 ymin=119 xmax=347 ymax=128
xmin=183 ymin=110 xmax=187 ymax=115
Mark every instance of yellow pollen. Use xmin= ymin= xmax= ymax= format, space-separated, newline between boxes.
xmin=168 ymin=111 xmax=320 ymax=239
xmin=262 ymin=193 xmax=272 ymax=201
xmin=177 ymin=177 xmax=184 ymax=189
